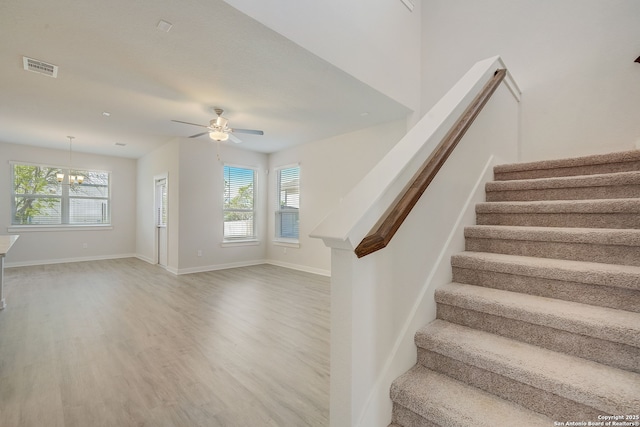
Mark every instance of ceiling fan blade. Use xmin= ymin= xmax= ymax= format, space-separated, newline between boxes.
xmin=189 ymin=132 xmax=209 ymax=138
xmin=231 ymin=128 xmax=264 ymax=135
xmin=228 ymin=133 xmax=242 ymax=144
xmin=172 ymin=119 xmax=209 ymax=128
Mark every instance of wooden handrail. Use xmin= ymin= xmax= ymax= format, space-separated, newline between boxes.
xmin=354 ymin=68 xmax=507 ymax=258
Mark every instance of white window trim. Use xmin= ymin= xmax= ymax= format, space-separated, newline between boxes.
xmin=273 ymin=239 xmax=300 ymax=249
xmin=7 ymin=224 xmax=113 ymax=233
xmin=220 ymin=240 xmax=260 ymax=248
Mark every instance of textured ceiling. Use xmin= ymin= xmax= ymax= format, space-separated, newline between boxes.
xmin=0 ymin=0 xmax=411 ymax=158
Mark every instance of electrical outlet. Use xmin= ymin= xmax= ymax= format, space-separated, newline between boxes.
xmin=283 ymin=247 xmax=287 ymax=254
xmin=82 ymin=243 xmax=88 ymax=249
xmin=197 ymin=250 xmax=202 ymax=257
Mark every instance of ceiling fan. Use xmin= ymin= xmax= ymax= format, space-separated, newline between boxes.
xmin=172 ymin=108 xmax=264 ymax=143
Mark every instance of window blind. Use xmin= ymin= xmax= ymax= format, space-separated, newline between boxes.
xmin=223 ymin=165 xmax=256 ymax=240
xmin=276 ymin=166 xmax=300 ymax=240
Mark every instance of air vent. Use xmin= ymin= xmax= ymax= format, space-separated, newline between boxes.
xmin=23 ymin=56 xmax=58 ymax=78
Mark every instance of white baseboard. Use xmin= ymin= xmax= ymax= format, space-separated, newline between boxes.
xmin=265 ymin=260 xmax=331 ymax=277
xmin=7 ymin=254 xmax=331 ymax=278
xmin=135 ymin=254 xmax=155 ymax=264
xmin=176 ymin=260 xmax=330 ymax=277
xmin=175 ymin=259 xmax=267 ymax=275
xmin=5 ymin=253 xmax=137 ymax=268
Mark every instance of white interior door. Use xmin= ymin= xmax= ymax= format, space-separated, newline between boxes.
xmin=155 ymin=177 xmax=168 ymax=267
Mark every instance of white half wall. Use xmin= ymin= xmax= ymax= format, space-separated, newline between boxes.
xmin=348 ymin=82 xmax=519 ymax=427
xmin=312 ymin=57 xmax=520 ymax=426
xmin=1 ymin=141 xmax=137 ymax=266
xmin=421 ymin=0 xmax=640 ymax=161
xmin=223 ymin=0 xmax=422 ymax=113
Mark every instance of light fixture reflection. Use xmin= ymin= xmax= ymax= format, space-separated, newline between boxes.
xmin=58 ymin=136 xmax=84 ymax=185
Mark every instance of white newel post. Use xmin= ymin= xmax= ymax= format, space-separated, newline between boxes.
xmin=329 ymin=248 xmax=355 ymax=427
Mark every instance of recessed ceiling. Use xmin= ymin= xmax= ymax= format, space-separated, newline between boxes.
xmin=0 ymin=0 xmax=411 ymax=158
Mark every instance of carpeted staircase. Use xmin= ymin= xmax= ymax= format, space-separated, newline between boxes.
xmin=389 ymin=150 xmax=640 ymax=427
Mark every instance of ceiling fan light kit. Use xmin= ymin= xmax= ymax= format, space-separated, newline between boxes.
xmin=172 ymin=107 xmax=263 ymax=144
xmin=210 ymin=130 xmax=229 ymax=141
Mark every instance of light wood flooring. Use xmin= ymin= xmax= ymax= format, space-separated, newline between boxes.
xmin=0 ymin=259 xmax=330 ymax=426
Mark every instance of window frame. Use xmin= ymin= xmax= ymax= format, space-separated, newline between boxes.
xmin=274 ymin=164 xmax=300 ymax=245
xmin=9 ymin=161 xmax=112 ymax=231
xmin=222 ymin=163 xmax=258 ymax=243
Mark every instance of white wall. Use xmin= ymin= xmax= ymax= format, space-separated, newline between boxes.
xmin=136 ymin=139 xmax=180 ymax=271
xmin=176 ymin=140 xmax=268 ymax=274
xmin=137 ymin=138 xmax=270 ymax=274
xmin=1 ymin=141 xmax=136 ymax=266
xmin=421 ymin=0 xmax=640 ymax=161
xmin=267 ymin=120 xmax=408 ymax=275
xmin=223 ymin=0 xmax=422 ymax=113
xmin=135 ymin=123 xmax=406 ymax=276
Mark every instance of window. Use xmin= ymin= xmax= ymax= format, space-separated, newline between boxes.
xmin=275 ymin=165 xmax=300 ymax=241
xmin=223 ymin=165 xmax=256 ymax=240
xmin=11 ymin=163 xmax=110 ymax=226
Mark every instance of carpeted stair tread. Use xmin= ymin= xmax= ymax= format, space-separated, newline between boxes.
xmin=391 ymin=364 xmax=553 ymax=427
xmin=486 ymin=170 xmax=640 ymax=193
xmin=415 ymin=320 xmax=640 ymax=414
xmin=465 ymin=225 xmax=640 ymax=245
xmin=486 ymin=170 xmax=640 ymax=201
xmin=451 ymin=252 xmax=640 ymax=312
xmin=494 ymin=149 xmax=640 ymax=174
xmin=476 ymin=198 xmax=640 ymax=214
xmin=435 ymin=282 xmax=640 ymax=347
xmin=451 ymin=251 xmax=640 ymax=291
xmin=476 ymin=199 xmax=640 ymax=229
xmin=465 ymin=225 xmax=640 ymax=265
xmin=494 ymin=149 xmax=640 ymax=180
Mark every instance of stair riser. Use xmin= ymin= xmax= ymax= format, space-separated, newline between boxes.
xmin=476 ymin=212 xmax=640 ymax=229
xmin=416 ymin=348 xmax=601 ymax=421
xmin=465 ymin=238 xmax=640 ymax=266
xmin=451 ymin=266 xmax=640 ymax=313
xmin=392 ymin=404 xmax=440 ymax=427
xmin=486 ymin=185 xmax=640 ymax=202
xmin=494 ymin=160 xmax=640 ymax=181
xmin=436 ymin=304 xmax=640 ymax=373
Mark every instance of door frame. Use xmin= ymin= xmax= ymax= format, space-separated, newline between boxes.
xmin=153 ymin=173 xmax=169 ymax=266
